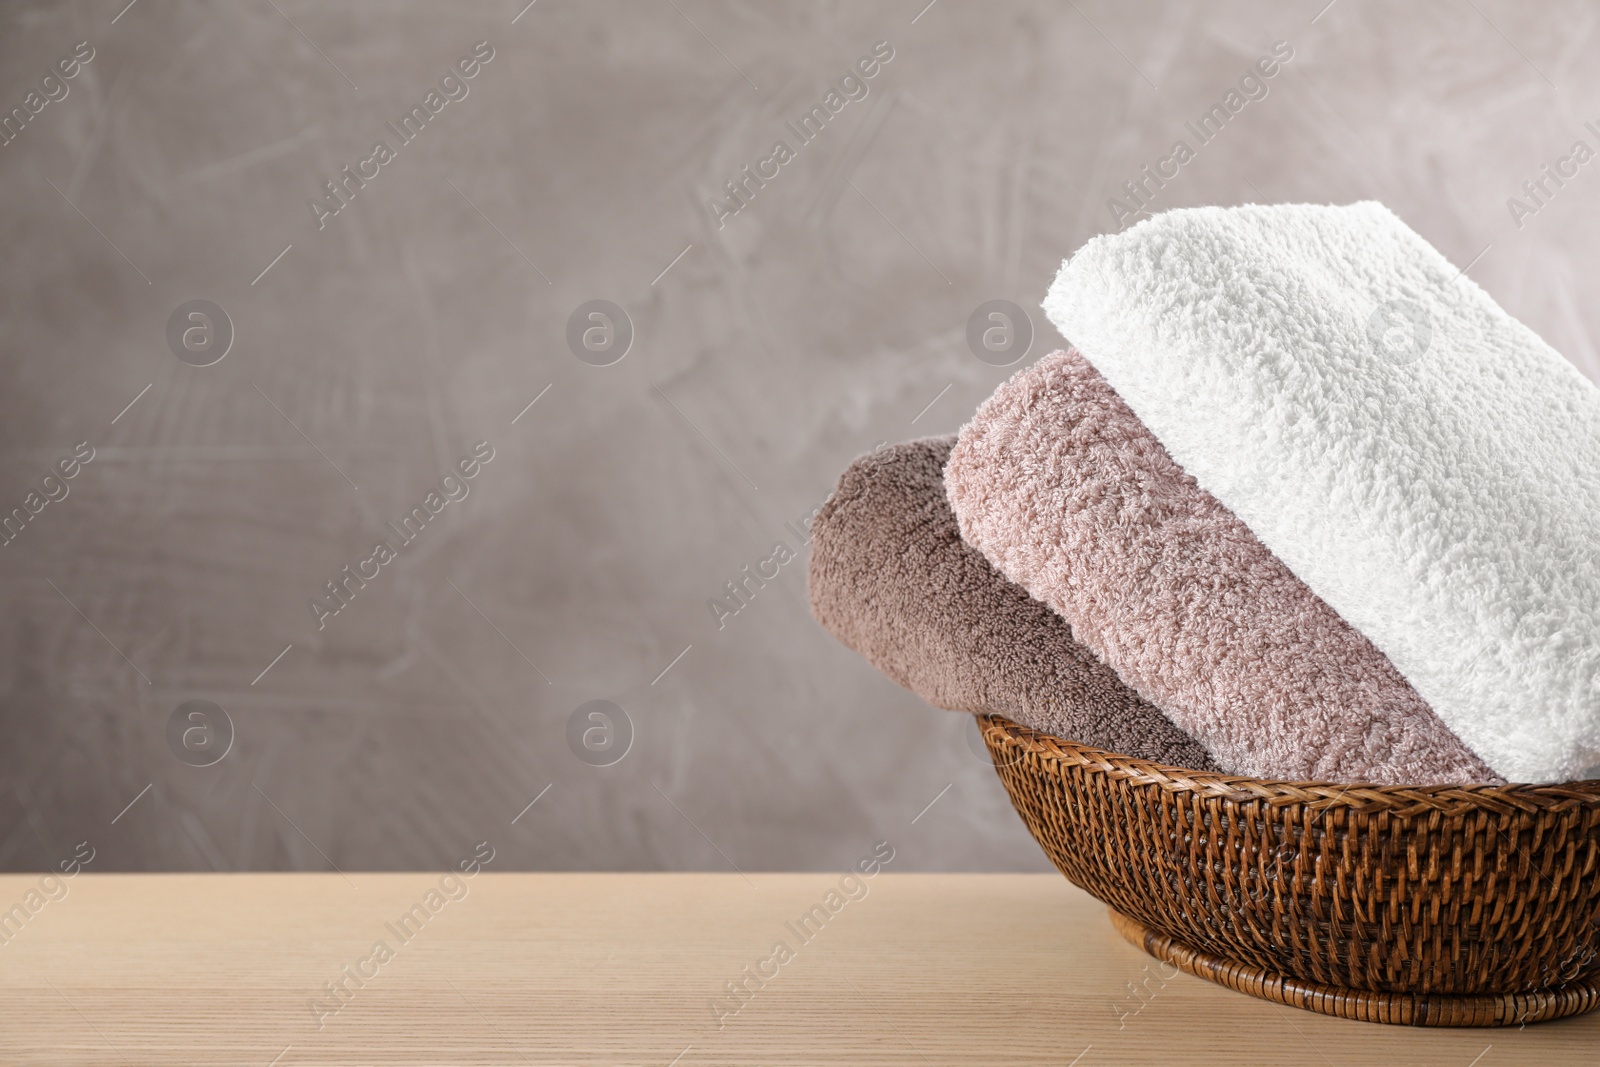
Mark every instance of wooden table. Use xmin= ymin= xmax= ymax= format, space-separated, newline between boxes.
xmin=2 ymin=873 xmax=1596 ymax=1065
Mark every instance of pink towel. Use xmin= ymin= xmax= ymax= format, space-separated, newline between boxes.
xmin=945 ymin=349 xmax=1501 ymax=785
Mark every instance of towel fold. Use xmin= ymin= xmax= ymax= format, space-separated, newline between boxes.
xmin=808 ymin=437 xmax=1219 ymax=770
xmin=946 ymin=349 xmax=1502 ymax=785
xmin=1042 ymin=201 xmax=1600 ymax=783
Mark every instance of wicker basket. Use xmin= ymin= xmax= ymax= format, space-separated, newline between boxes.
xmin=979 ymin=714 xmax=1600 ymax=1026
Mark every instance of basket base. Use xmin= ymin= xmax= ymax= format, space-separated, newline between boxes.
xmin=1108 ymin=907 xmax=1600 ymax=1027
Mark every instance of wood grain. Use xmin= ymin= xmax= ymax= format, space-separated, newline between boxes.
xmin=1 ymin=872 xmax=1597 ymax=1065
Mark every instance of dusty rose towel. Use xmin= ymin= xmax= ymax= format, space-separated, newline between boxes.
xmin=808 ymin=436 xmax=1219 ymax=769
xmin=945 ymin=350 xmax=1502 ymax=785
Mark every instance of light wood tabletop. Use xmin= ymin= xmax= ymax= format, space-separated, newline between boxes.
xmin=1 ymin=871 xmax=1596 ymax=1065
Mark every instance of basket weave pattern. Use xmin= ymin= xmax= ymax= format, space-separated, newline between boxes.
xmin=981 ymin=715 xmax=1600 ymax=1023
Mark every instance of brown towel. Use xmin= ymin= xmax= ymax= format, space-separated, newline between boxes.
xmin=807 ymin=436 xmax=1219 ymax=770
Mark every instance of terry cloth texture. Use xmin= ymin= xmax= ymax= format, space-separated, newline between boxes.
xmin=946 ymin=349 xmax=1502 ymax=786
xmin=1042 ymin=201 xmax=1600 ymax=783
xmin=808 ymin=437 xmax=1219 ymax=770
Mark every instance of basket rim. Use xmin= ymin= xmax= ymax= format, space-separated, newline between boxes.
xmin=979 ymin=715 xmax=1600 ymax=815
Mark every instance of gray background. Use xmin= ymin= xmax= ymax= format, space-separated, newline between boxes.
xmin=2 ymin=0 xmax=1597 ymax=872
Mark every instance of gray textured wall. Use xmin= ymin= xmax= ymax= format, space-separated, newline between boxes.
xmin=3 ymin=0 xmax=1596 ymax=872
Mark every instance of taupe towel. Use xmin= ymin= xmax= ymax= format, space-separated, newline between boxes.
xmin=808 ymin=437 xmax=1219 ymax=770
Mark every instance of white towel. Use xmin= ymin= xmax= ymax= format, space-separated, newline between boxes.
xmin=1043 ymin=201 xmax=1600 ymax=783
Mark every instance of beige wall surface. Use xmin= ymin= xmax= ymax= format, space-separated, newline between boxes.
xmin=1 ymin=0 xmax=1595 ymax=872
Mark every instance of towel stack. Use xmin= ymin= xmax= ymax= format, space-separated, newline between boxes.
xmin=810 ymin=201 xmax=1600 ymax=786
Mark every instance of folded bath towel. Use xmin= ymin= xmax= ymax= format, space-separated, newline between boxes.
xmin=1042 ymin=202 xmax=1600 ymax=783
xmin=946 ymin=349 xmax=1501 ymax=785
xmin=808 ymin=437 xmax=1219 ymax=770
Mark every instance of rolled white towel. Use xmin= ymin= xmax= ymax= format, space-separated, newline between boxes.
xmin=1043 ymin=201 xmax=1600 ymax=783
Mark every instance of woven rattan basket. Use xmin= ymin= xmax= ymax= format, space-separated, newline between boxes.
xmin=979 ymin=714 xmax=1600 ymax=1026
